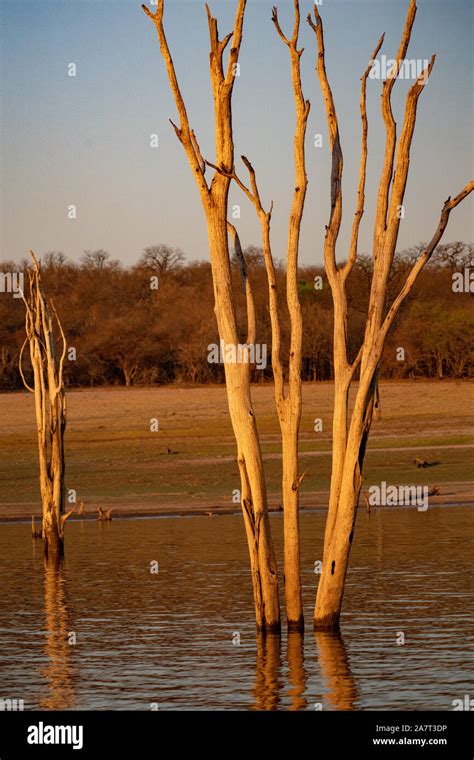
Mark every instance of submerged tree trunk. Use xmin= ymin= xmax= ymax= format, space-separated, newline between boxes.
xmin=20 ymin=252 xmax=73 ymax=558
xmin=315 ymin=373 xmax=377 ymax=627
xmin=308 ymin=1 xmax=473 ymax=630
xmin=271 ymin=3 xmax=309 ymax=632
xmin=143 ymin=0 xmax=280 ymax=631
xmin=211 ymin=213 xmax=280 ymax=630
xmin=217 ymin=3 xmax=309 ymax=630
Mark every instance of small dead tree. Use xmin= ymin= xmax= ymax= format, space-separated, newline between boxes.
xmin=143 ymin=0 xmax=280 ymax=631
xmin=20 ymin=252 xmax=73 ymax=558
xmin=307 ymin=1 xmax=473 ymax=629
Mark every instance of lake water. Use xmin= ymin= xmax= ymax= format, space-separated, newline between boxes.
xmin=0 ymin=506 xmax=472 ymax=710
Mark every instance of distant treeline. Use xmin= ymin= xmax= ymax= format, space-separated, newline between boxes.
xmin=1 ymin=242 xmax=472 ymax=390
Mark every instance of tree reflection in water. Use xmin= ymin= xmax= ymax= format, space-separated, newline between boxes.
xmin=314 ymin=632 xmax=357 ymax=711
xmin=287 ymin=632 xmax=307 ymax=711
xmin=40 ymin=557 xmax=75 ymax=710
xmin=253 ymin=633 xmax=281 ymax=710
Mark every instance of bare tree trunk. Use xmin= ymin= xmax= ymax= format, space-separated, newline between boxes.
xmin=143 ymin=0 xmax=280 ymax=631
xmin=315 ymin=372 xmax=377 ymax=627
xmin=308 ymin=0 xmax=473 ymax=630
xmin=20 ymin=252 xmax=73 ymax=558
xmin=280 ymin=431 xmax=303 ymax=628
xmin=271 ymin=2 xmax=309 ymax=632
xmin=207 ymin=2 xmax=310 ymax=630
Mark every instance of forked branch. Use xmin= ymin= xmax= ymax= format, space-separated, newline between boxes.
xmin=142 ymin=1 xmax=210 ymax=197
xmin=307 ymin=4 xmax=342 ymax=273
xmin=205 ymin=156 xmax=266 ymax=215
xmin=373 ymin=0 xmax=417 ymax=257
xmin=379 ymin=180 xmax=474 ymax=344
xmin=382 ymin=55 xmax=436 ymax=261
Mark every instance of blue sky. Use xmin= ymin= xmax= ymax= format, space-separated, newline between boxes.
xmin=1 ymin=0 xmax=473 ymax=266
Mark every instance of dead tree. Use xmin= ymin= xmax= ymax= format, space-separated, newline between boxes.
xmin=20 ymin=252 xmax=73 ymax=558
xmin=207 ymin=0 xmax=310 ymax=630
xmin=307 ymin=0 xmax=473 ymax=629
xmin=143 ymin=0 xmax=280 ymax=631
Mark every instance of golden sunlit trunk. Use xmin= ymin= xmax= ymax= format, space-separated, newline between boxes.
xmin=144 ymin=0 xmax=281 ymax=631
xmin=309 ymin=0 xmax=473 ymax=630
xmin=20 ymin=253 xmax=72 ymax=558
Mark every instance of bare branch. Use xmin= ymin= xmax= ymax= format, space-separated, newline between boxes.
xmin=29 ymin=249 xmax=41 ymax=274
xmin=50 ymin=299 xmax=67 ymax=391
xmin=241 ymin=156 xmax=264 ymax=212
xmin=227 ymin=222 xmax=255 ymax=346
xmin=271 ymin=6 xmax=290 ymax=47
xmin=307 ymin=3 xmax=342 ymax=274
xmin=343 ymin=33 xmax=385 ymax=280
xmin=206 ymin=4 xmax=232 ymax=83
xmin=19 ymin=338 xmax=34 ymax=393
xmin=293 ymin=471 xmax=306 ymax=492
xmin=291 ymin=0 xmax=301 ymax=46
xmin=205 ymin=158 xmax=257 ymax=209
xmin=224 ymin=0 xmax=246 ymax=87
xmin=141 ymin=3 xmax=155 ymax=20
xmin=379 ymin=180 xmax=473 ymax=344
xmin=361 ymin=8 xmax=434 ymax=376
xmin=60 ymin=503 xmax=77 ymax=531
xmin=221 ymin=32 xmax=233 ymax=53
xmin=348 ymin=344 xmax=364 ymax=382
xmin=382 ymin=54 xmax=436 ymax=261
xmin=205 ymin=3 xmax=219 ymax=54
xmin=190 ymin=129 xmax=206 ymax=175
xmin=142 ymin=1 xmax=209 ymax=198
xmin=228 ymin=221 xmax=247 ymax=294
xmin=169 ymin=118 xmax=182 ymax=142
xmin=373 ymin=0 xmax=417 ymax=258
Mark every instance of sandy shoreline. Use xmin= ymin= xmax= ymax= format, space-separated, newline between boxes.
xmin=2 ymin=382 xmax=472 ymax=524
xmin=1 ymin=482 xmax=472 ymax=523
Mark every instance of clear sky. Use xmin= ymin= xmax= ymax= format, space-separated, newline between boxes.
xmin=1 ymin=0 xmax=473 ymax=267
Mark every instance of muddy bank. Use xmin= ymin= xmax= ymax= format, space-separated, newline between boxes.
xmin=1 ymin=481 xmax=472 ymax=522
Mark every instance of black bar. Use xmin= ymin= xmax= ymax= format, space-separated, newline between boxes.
xmin=0 ymin=710 xmax=472 ymax=758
